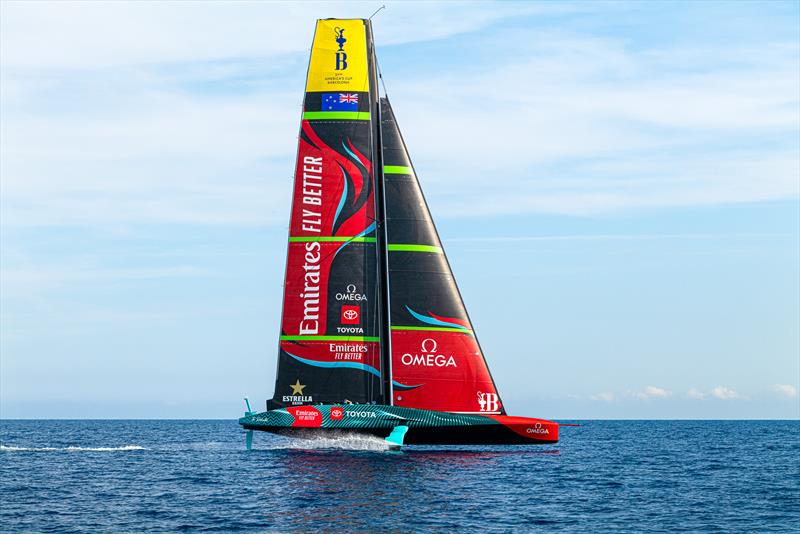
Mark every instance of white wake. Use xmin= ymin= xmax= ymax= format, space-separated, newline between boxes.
xmin=0 ymin=444 xmax=146 ymax=452
xmin=266 ymin=432 xmax=394 ymax=452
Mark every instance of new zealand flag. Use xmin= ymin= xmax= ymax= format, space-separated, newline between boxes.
xmin=322 ymin=93 xmax=359 ymax=112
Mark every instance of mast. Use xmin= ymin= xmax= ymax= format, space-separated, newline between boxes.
xmin=365 ymin=20 xmax=393 ymax=404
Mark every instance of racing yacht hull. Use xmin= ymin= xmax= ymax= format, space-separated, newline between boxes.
xmin=239 ymin=404 xmax=558 ymax=445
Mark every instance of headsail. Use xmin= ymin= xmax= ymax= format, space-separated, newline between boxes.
xmin=380 ymin=98 xmax=506 ymax=415
xmin=270 ymin=19 xmax=382 ymax=408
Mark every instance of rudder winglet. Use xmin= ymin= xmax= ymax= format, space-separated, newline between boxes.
xmin=385 ymin=425 xmax=409 ymax=448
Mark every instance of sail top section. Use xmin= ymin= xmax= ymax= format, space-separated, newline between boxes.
xmin=306 ymin=19 xmax=370 ymax=94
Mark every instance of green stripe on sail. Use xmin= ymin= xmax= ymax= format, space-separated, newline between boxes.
xmin=288 ymin=236 xmax=376 ymax=243
xmin=391 ymin=326 xmax=474 ymax=335
xmin=302 ymin=111 xmax=371 ymax=121
xmin=384 ymin=165 xmax=413 ymax=175
xmin=387 ymin=244 xmax=443 ymax=254
xmin=280 ymin=335 xmax=380 ymax=342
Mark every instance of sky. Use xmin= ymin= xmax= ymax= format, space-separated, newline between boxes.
xmin=1 ymin=1 xmax=798 ymax=419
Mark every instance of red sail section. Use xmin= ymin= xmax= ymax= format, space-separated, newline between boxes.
xmin=288 ymin=124 xmax=374 ymax=241
xmin=392 ymin=331 xmax=502 ymax=414
xmin=281 ymin=123 xmax=375 ymax=339
xmin=380 ymin=98 xmax=505 ymax=414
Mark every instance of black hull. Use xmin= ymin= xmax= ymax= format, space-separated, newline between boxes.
xmin=244 ymin=424 xmax=554 ymax=445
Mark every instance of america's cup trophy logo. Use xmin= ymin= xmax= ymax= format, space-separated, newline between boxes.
xmin=334 ymin=27 xmax=347 ymax=70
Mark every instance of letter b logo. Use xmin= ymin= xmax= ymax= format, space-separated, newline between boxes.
xmin=478 ymin=391 xmax=500 ymax=412
xmin=485 ymin=393 xmax=500 ymax=412
xmin=335 ymin=52 xmax=348 ymax=70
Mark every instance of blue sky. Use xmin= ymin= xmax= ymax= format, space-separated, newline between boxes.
xmin=1 ymin=1 xmax=798 ymax=419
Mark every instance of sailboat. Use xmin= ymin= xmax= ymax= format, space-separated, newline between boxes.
xmin=239 ymin=18 xmax=558 ymax=447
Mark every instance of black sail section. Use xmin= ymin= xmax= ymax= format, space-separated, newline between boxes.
xmin=269 ymin=19 xmax=383 ymax=409
xmin=380 ymin=98 xmax=506 ymax=415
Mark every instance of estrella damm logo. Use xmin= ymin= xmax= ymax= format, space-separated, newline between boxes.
xmin=334 ymin=27 xmax=348 ymax=70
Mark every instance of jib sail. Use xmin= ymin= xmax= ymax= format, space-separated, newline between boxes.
xmin=380 ymin=98 xmax=506 ymax=415
xmin=270 ymin=19 xmax=383 ymax=409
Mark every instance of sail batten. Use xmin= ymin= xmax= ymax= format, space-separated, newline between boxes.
xmin=303 ymin=111 xmax=372 ymax=121
xmin=287 ymin=236 xmax=377 ymax=243
xmin=384 ymin=165 xmax=414 ymax=174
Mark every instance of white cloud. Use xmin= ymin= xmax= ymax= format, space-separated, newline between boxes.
xmin=711 ymin=386 xmax=741 ymax=400
xmin=625 ymin=385 xmax=672 ymax=400
xmin=1 ymin=2 xmax=797 ymax=227
xmin=631 ymin=386 xmax=672 ymax=400
xmin=0 ymin=1 xmax=570 ymax=69
xmin=394 ymin=36 xmax=799 ymax=217
xmin=449 ymin=233 xmax=790 ymax=243
xmin=590 ymin=392 xmax=615 ymax=402
xmin=686 ymin=388 xmax=706 ymax=400
xmin=0 ymin=2 xmax=577 ymax=227
xmin=773 ymin=384 xmax=798 ymax=398
xmin=0 ymin=86 xmax=297 ymax=226
xmin=384 ymin=37 xmax=785 ymax=216
xmin=0 ymin=264 xmax=213 ymax=302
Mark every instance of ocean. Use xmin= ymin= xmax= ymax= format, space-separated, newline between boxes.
xmin=1 ymin=420 xmax=798 ymax=532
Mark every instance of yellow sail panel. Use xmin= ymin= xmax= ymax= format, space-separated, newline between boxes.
xmin=306 ymin=19 xmax=369 ymax=93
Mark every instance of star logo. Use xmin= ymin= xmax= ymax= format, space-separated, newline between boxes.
xmin=290 ymin=379 xmax=307 ymax=396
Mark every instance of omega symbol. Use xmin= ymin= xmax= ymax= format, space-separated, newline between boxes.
xmin=421 ymin=338 xmax=437 ymax=353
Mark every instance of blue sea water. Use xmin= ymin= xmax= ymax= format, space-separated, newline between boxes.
xmin=1 ymin=420 xmax=798 ymax=532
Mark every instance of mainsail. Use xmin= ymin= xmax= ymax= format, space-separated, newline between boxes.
xmin=271 ymin=18 xmax=504 ymax=415
xmin=271 ymin=19 xmax=382 ymax=408
xmin=380 ymin=98 xmax=505 ymax=415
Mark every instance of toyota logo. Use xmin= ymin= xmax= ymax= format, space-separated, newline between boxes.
xmin=343 ymin=309 xmax=359 ymax=320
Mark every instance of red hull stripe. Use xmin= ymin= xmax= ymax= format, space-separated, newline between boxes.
xmin=487 ymin=415 xmax=559 ymax=442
